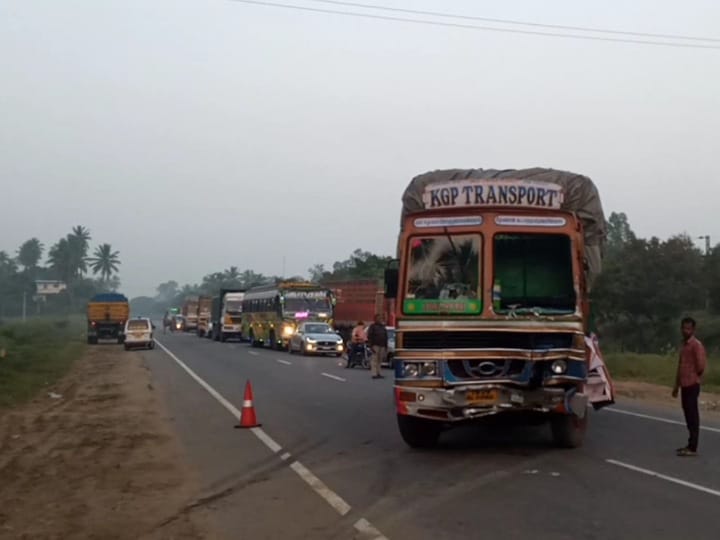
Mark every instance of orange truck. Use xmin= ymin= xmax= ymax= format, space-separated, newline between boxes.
xmin=325 ymin=280 xmax=395 ymax=343
xmin=385 ymin=168 xmax=614 ymax=449
xmin=181 ymin=295 xmax=199 ymax=332
xmin=86 ymin=293 xmax=130 ymax=344
xmin=196 ymin=295 xmax=213 ymax=337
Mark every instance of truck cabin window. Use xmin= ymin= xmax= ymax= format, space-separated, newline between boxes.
xmin=225 ymin=300 xmax=243 ymax=313
xmin=493 ymin=233 xmax=575 ymax=314
xmin=405 ymin=234 xmax=481 ymax=314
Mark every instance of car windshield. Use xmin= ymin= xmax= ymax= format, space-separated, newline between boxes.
xmin=404 ymin=234 xmax=482 ymax=315
xmin=493 ymin=233 xmax=576 ymax=314
xmin=305 ymin=324 xmax=332 ymax=334
xmin=127 ymin=320 xmax=149 ymax=330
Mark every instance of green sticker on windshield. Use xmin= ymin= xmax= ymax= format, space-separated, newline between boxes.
xmin=403 ymin=299 xmax=482 ymax=314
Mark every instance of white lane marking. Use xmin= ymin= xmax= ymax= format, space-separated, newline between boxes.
xmin=321 ymin=372 xmax=346 ymax=383
xmin=155 ymin=340 xmax=282 ymax=454
xmin=606 ymin=459 xmax=720 ymax=497
xmin=248 ymin=350 xmax=260 ymax=356
xmin=606 ymin=407 xmax=720 ymax=434
xmin=154 ymin=340 xmax=390 ymax=536
xmin=290 ymin=461 xmax=351 ymax=516
xmin=250 ymin=427 xmax=282 ymax=453
xmin=354 ymin=518 xmax=389 ymax=540
xmin=276 ymin=359 xmax=292 ymax=366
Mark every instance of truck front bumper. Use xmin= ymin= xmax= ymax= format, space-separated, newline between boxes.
xmin=394 ymin=384 xmax=588 ymax=422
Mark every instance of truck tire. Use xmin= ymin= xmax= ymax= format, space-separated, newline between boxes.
xmin=397 ymin=414 xmax=441 ymax=449
xmin=550 ymin=413 xmax=587 ymax=448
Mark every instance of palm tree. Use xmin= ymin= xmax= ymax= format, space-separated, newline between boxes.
xmin=89 ymin=243 xmax=121 ymax=281
xmin=69 ymin=226 xmax=91 ymax=277
xmin=47 ymin=238 xmax=75 ymax=282
xmin=17 ymin=238 xmax=44 ymax=272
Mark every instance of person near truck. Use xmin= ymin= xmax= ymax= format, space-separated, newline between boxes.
xmin=672 ymin=317 xmax=707 ymax=457
xmin=366 ymin=314 xmax=388 ymax=380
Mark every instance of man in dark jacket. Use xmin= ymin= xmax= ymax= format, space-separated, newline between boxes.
xmin=366 ymin=314 xmax=388 ymax=379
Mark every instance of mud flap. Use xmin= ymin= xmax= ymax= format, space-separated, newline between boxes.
xmin=585 ymin=333 xmax=615 ymax=410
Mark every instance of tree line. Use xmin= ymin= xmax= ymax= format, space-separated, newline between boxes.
xmin=0 ymin=226 xmax=121 ymax=318
xmin=132 ymin=249 xmax=393 ymax=316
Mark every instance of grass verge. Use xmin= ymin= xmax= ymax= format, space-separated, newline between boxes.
xmin=604 ymin=352 xmax=720 ymax=394
xmin=0 ymin=317 xmax=86 ymax=408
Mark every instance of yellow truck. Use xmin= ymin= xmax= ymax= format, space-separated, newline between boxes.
xmin=87 ymin=293 xmax=130 ymax=344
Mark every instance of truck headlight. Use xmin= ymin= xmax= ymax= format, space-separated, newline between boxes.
xmin=551 ymin=360 xmax=568 ymax=374
xmin=421 ymin=362 xmax=438 ymax=377
xmin=402 ymin=363 xmax=418 ymax=377
xmin=282 ymin=325 xmax=295 ymax=337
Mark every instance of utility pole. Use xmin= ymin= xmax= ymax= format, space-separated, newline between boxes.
xmin=22 ymin=291 xmax=27 ymax=323
xmin=698 ymin=235 xmax=711 ymax=256
xmin=698 ymin=235 xmax=712 ymax=311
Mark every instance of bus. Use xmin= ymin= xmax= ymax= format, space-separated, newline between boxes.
xmin=242 ymin=281 xmax=334 ymax=349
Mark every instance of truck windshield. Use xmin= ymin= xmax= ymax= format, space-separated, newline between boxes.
xmin=404 ymin=234 xmax=482 ymax=315
xmin=225 ymin=300 xmax=242 ymax=313
xmin=493 ymin=233 xmax=576 ymax=314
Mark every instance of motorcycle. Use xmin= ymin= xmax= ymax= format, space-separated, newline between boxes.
xmin=346 ymin=342 xmax=371 ymax=369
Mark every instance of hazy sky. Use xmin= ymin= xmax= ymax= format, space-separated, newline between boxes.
xmin=2 ymin=0 xmax=719 ymax=298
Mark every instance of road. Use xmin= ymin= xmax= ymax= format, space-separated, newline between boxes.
xmin=141 ymin=330 xmax=720 ymax=540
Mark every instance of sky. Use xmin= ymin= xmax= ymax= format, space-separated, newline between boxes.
xmin=1 ymin=0 xmax=719 ymax=298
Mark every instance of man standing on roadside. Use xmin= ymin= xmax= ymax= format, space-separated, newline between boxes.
xmin=366 ymin=314 xmax=388 ymax=380
xmin=672 ymin=317 xmax=707 ymax=457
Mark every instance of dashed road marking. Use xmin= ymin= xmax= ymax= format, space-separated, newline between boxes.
xmin=248 ymin=350 xmax=260 ymax=356
xmin=607 ymin=459 xmax=720 ymax=497
xmin=276 ymin=359 xmax=292 ymax=365
xmin=321 ymin=372 xmax=346 ymax=382
xmin=607 ymin=407 xmax=720 ymax=433
xmin=280 ymin=452 xmax=292 ymax=461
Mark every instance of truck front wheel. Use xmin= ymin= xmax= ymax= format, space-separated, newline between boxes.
xmin=550 ymin=413 xmax=587 ymax=448
xmin=397 ymin=414 xmax=441 ymax=449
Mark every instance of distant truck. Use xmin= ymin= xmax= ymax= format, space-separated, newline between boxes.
xmin=211 ymin=289 xmax=246 ymax=342
xmin=181 ymin=296 xmax=199 ymax=332
xmin=386 ymin=168 xmax=615 ymax=449
xmin=86 ymin=293 xmax=130 ymax=344
xmin=196 ymin=295 xmax=213 ymax=337
xmin=325 ymin=280 xmax=395 ymax=343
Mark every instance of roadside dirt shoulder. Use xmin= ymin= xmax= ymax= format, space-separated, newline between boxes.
xmin=0 ymin=344 xmax=214 ymax=539
xmin=614 ymin=380 xmax=720 ymax=415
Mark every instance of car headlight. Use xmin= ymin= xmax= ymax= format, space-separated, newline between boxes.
xmin=551 ymin=359 xmax=568 ymax=374
xmin=306 ymin=337 xmax=317 ymax=344
xmin=282 ymin=325 xmax=295 ymax=337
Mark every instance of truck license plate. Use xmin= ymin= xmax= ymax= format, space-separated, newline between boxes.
xmin=466 ymin=389 xmax=498 ymax=405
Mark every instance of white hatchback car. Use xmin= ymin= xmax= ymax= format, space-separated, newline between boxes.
xmin=124 ymin=317 xmax=155 ymax=350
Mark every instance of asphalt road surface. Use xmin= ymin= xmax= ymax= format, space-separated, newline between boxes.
xmin=141 ymin=330 xmax=720 ymax=540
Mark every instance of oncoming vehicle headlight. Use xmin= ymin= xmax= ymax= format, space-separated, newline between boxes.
xmin=282 ymin=325 xmax=295 ymax=337
xmin=551 ymin=359 xmax=568 ymax=375
xmin=306 ymin=337 xmax=317 ymax=344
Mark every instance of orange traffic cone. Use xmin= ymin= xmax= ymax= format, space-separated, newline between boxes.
xmin=235 ymin=380 xmax=261 ymax=428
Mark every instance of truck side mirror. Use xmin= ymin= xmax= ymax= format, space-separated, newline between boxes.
xmin=384 ymin=268 xmax=399 ymax=299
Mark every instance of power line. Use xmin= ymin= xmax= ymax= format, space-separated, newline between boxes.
xmin=232 ymin=0 xmax=720 ymax=50
xmin=308 ymin=0 xmax=720 ymax=44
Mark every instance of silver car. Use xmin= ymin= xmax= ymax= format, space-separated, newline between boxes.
xmin=289 ymin=322 xmax=344 ymax=356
